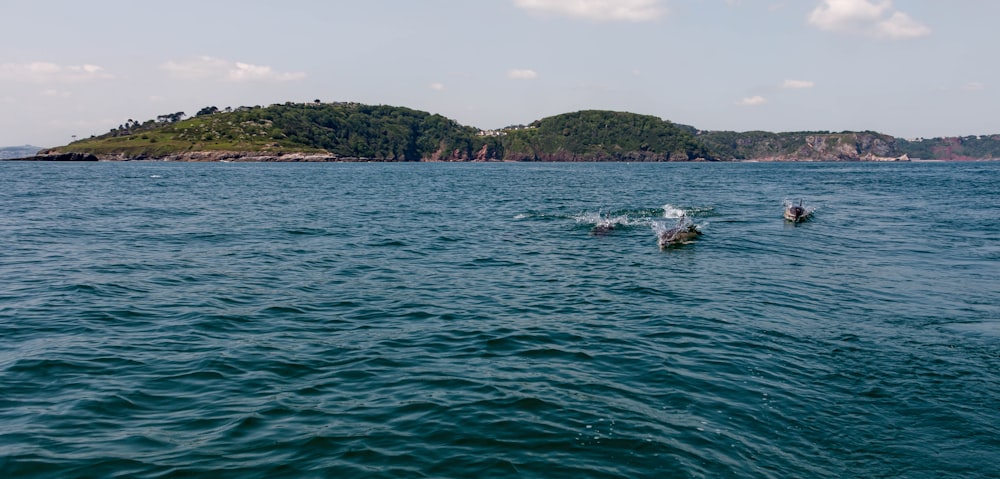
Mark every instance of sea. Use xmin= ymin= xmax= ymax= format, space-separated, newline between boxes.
xmin=0 ymin=160 xmax=997 ymax=478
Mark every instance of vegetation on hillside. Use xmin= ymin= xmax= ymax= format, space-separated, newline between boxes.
xmin=58 ymin=102 xmax=500 ymax=161
xmin=43 ymin=101 xmax=999 ymax=161
xmin=697 ymin=130 xmax=898 ymax=160
xmin=896 ymin=135 xmax=1000 ymax=160
xmin=500 ymin=110 xmax=712 ymax=161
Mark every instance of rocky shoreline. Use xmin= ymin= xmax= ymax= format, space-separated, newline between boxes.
xmin=10 ymin=151 xmax=373 ymax=162
xmin=10 ymin=150 xmax=916 ymax=163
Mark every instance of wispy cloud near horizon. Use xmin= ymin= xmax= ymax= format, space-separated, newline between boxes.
xmin=737 ymin=95 xmax=767 ymax=106
xmin=514 ymin=0 xmax=667 ymax=22
xmin=160 ymin=56 xmax=306 ymax=82
xmin=0 ymin=62 xmax=115 ymax=83
xmin=507 ymin=69 xmax=539 ymax=80
xmin=783 ymin=79 xmax=815 ymax=89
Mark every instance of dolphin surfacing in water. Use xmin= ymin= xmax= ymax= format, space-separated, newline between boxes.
xmin=656 ymin=216 xmax=702 ymax=248
xmin=784 ymin=200 xmax=812 ymax=223
xmin=590 ymin=222 xmax=616 ymax=236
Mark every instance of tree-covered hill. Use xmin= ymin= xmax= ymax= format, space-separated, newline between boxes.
xmin=500 ymin=110 xmax=712 ymax=161
xmin=42 ymin=105 xmax=714 ymax=162
xmin=47 ymin=102 xmax=501 ymax=161
xmin=29 ymin=101 xmax=997 ymax=162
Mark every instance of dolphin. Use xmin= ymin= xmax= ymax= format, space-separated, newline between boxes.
xmin=657 ymin=216 xmax=702 ymax=248
xmin=590 ymin=222 xmax=616 ymax=236
xmin=784 ymin=200 xmax=811 ymax=223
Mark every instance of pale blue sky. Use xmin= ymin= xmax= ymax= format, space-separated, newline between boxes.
xmin=1 ymin=0 xmax=996 ymax=147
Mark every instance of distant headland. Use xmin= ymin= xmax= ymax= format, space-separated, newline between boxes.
xmin=8 ymin=101 xmax=1000 ymax=162
xmin=0 ymin=145 xmax=44 ymax=160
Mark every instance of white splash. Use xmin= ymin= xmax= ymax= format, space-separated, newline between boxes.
xmin=575 ymin=211 xmax=630 ymax=228
xmin=783 ymin=198 xmax=818 ymax=216
xmin=662 ymin=204 xmax=687 ymax=219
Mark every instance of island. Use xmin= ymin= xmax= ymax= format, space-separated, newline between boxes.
xmin=10 ymin=101 xmax=1000 ymax=162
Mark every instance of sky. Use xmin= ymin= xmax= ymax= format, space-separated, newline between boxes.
xmin=1 ymin=0 xmax=997 ymax=147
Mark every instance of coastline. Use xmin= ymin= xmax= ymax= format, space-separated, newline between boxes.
xmin=7 ymin=150 xmax=997 ymax=163
xmin=7 ymin=151 xmax=922 ymax=163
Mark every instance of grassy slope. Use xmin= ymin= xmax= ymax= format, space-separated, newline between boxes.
xmin=58 ymin=110 xmax=320 ymax=156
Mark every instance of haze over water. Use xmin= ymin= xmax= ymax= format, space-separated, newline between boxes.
xmin=1 ymin=161 xmax=998 ymax=478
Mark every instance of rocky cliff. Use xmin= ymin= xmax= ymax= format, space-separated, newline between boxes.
xmin=10 ymin=152 xmax=100 ymax=161
xmin=697 ymin=131 xmax=903 ymax=161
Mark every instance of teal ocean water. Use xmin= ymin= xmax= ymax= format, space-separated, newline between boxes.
xmin=1 ymin=161 xmax=998 ymax=478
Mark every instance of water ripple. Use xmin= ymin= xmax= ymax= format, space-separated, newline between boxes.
xmin=0 ymin=161 xmax=997 ymax=478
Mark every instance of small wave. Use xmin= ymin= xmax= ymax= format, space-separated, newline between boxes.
xmin=371 ymin=239 xmax=405 ymax=247
xmin=574 ymin=211 xmax=629 ymax=231
xmin=284 ymin=228 xmax=328 ymax=236
xmin=513 ymin=211 xmax=566 ymax=221
xmin=940 ymin=320 xmax=1000 ymax=337
xmin=573 ymin=210 xmax=652 ymax=230
xmin=662 ymin=204 xmax=716 ymax=218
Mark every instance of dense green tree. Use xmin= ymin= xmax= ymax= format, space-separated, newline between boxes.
xmin=196 ymin=106 xmax=219 ymax=116
xmin=156 ymin=112 xmax=186 ymax=123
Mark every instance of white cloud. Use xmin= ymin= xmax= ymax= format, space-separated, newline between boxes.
xmin=0 ymin=62 xmax=114 ymax=82
xmin=428 ymin=82 xmax=446 ymax=91
xmin=783 ymin=79 xmax=815 ymax=89
xmin=160 ymin=56 xmax=305 ymax=82
xmin=964 ymin=82 xmax=986 ymax=92
xmin=809 ymin=0 xmax=889 ymax=29
xmin=514 ymin=0 xmax=667 ymax=22
xmin=508 ymin=69 xmax=539 ymax=80
xmin=229 ymin=62 xmax=306 ymax=82
xmin=737 ymin=95 xmax=767 ymax=106
xmin=160 ymin=56 xmax=228 ymax=80
xmin=808 ymin=0 xmax=929 ymax=39
xmin=876 ymin=11 xmax=931 ymax=39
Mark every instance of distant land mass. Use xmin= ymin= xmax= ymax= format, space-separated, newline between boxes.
xmin=8 ymin=102 xmax=1000 ymax=162
xmin=0 ymin=145 xmax=43 ymax=160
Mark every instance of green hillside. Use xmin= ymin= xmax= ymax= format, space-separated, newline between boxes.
xmin=37 ymin=100 xmax=990 ymax=162
xmin=57 ymin=102 xmax=499 ymax=161
xmin=500 ymin=110 xmax=712 ymax=161
xmin=51 ymin=105 xmax=714 ymax=161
